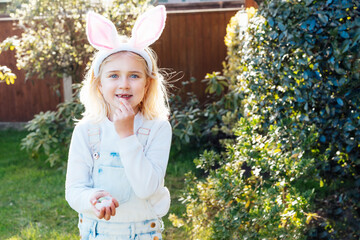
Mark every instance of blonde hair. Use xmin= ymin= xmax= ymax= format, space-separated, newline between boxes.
xmin=80 ymin=47 xmax=170 ymax=123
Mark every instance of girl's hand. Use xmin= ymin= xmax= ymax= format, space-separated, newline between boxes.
xmin=90 ymin=191 xmax=119 ymax=221
xmin=113 ymin=98 xmax=135 ymax=138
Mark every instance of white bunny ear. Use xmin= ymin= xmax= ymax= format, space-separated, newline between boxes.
xmin=130 ymin=5 xmax=167 ymax=49
xmin=86 ymin=11 xmax=119 ymax=51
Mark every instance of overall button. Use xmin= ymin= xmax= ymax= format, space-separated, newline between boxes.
xmin=151 ymin=222 xmax=156 ymax=228
xmin=93 ymin=152 xmax=100 ymax=160
xmin=153 ymin=237 xmax=159 ymax=240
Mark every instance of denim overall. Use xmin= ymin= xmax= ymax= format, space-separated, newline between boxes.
xmin=78 ymin=122 xmax=163 ymax=240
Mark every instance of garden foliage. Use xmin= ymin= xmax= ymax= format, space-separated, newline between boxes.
xmin=21 ymin=85 xmax=84 ymax=167
xmin=0 ymin=65 xmax=16 ymax=85
xmin=173 ymin=0 xmax=360 ymax=239
xmin=0 ymin=40 xmax=17 ymax=85
xmin=169 ymin=72 xmax=241 ymax=151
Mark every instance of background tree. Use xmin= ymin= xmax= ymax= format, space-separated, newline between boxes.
xmin=2 ymin=0 xmax=152 ymax=84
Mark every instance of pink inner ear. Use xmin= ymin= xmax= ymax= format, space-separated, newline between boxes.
xmin=131 ymin=6 xmax=166 ymax=49
xmin=87 ymin=12 xmax=118 ymax=50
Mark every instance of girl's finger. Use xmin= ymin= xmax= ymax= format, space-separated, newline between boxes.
xmin=116 ymin=101 xmax=131 ymax=116
xmin=116 ymin=96 xmax=124 ymax=105
xmin=118 ymin=98 xmax=133 ymax=113
xmin=90 ymin=198 xmax=97 ymax=205
xmin=118 ymin=102 xmax=128 ymax=113
xmin=110 ymin=202 xmax=116 ymax=216
xmin=98 ymin=207 xmax=105 ymax=219
xmin=112 ymin=198 xmax=119 ymax=208
xmin=104 ymin=206 xmax=111 ymax=220
xmin=117 ymin=98 xmax=125 ymax=108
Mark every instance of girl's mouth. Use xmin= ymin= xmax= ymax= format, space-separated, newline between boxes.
xmin=116 ymin=94 xmax=132 ymax=100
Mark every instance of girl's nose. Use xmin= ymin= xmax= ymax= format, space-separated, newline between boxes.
xmin=118 ymin=76 xmax=130 ymax=89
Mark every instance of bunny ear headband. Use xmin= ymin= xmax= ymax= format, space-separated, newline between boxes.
xmin=86 ymin=5 xmax=167 ymax=76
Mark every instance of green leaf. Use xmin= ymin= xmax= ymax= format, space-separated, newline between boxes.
xmin=318 ymin=13 xmax=329 ymax=25
xmin=339 ymin=31 xmax=350 ymax=39
xmin=336 ymin=98 xmax=344 ymax=106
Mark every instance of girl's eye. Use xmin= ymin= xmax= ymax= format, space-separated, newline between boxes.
xmin=130 ymin=74 xmax=139 ymax=79
xmin=109 ymin=74 xmax=118 ymax=79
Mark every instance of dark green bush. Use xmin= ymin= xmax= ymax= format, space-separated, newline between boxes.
xmin=240 ymin=0 xmax=360 ymax=238
xmin=169 ymin=78 xmax=203 ymax=151
xmin=169 ymin=72 xmax=242 ymax=152
xmin=174 ymin=0 xmax=360 ymax=239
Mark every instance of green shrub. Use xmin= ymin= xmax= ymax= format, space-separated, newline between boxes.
xmin=177 ymin=116 xmax=319 ymax=239
xmin=201 ymin=72 xmax=242 ymax=142
xmin=169 ymin=78 xmax=203 ymax=151
xmin=21 ymin=86 xmax=84 ymax=167
xmin=169 ymin=73 xmax=242 ymax=152
xmin=174 ymin=0 xmax=360 ymax=239
xmin=238 ymin=0 xmax=360 ymax=238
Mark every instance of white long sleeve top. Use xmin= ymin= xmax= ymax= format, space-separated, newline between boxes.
xmin=65 ymin=113 xmax=172 ymax=222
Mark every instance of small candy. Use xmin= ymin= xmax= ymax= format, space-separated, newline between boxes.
xmin=95 ymin=196 xmax=112 ymax=210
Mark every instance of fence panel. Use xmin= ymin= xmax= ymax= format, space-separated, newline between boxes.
xmin=152 ymin=9 xmax=238 ymax=102
xmin=0 ymin=19 xmax=62 ymax=122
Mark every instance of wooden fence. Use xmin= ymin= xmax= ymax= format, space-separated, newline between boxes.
xmin=0 ymin=8 xmax=240 ymax=122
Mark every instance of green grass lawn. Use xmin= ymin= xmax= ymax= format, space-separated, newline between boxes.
xmin=0 ymin=129 xmax=199 ymax=239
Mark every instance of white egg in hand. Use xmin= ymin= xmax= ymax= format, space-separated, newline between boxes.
xmin=95 ymin=196 xmax=112 ymax=210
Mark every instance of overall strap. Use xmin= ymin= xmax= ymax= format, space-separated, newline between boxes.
xmin=88 ymin=124 xmax=101 ymax=161
xmin=137 ymin=120 xmax=166 ymax=230
xmin=136 ymin=120 xmax=155 ymax=150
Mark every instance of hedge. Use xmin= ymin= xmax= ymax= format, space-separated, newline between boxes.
xmin=174 ymin=0 xmax=360 ymax=239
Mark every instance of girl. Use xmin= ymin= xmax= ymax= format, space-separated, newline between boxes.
xmin=65 ymin=6 xmax=171 ymax=240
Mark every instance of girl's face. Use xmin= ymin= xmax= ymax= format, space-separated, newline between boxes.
xmin=99 ymin=52 xmax=148 ymax=117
